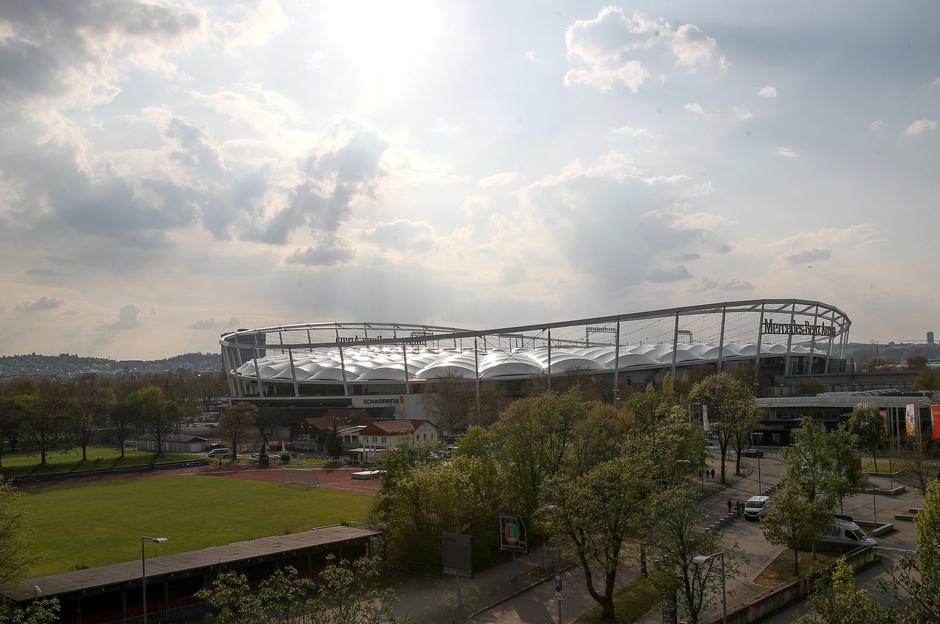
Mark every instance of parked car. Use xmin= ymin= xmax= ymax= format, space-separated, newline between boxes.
xmin=207 ymin=448 xmax=232 ymax=458
xmin=743 ymin=495 xmax=772 ymax=520
xmin=819 ymin=517 xmax=877 ymax=547
xmin=741 ymin=448 xmax=764 ymax=458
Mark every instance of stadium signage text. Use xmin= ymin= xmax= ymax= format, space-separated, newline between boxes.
xmin=352 ymin=395 xmax=406 ymax=408
xmin=586 ymin=326 xmax=616 ymax=334
xmin=762 ymin=320 xmax=835 ymax=337
xmin=336 ymin=334 xmax=429 ymax=346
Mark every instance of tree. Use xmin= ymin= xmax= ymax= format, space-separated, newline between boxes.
xmin=218 ymin=403 xmax=256 ymax=462
xmin=905 ymin=355 xmax=928 ymax=370
xmin=0 ymin=599 xmax=60 ymax=624
xmin=23 ymin=389 xmax=69 ymax=466
xmin=878 ymin=481 xmax=940 ymax=623
xmin=689 ymin=373 xmax=756 ymax=484
xmin=849 ymin=405 xmax=885 ymax=470
xmin=649 ymin=492 xmax=739 ymax=624
xmin=423 ymin=373 xmax=473 ymax=435
xmin=760 ymin=483 xmax=831 ymax=576
xmin=70 ymin=382 xmax=116 ymax=463
xmin=0 ymin=397 xmax=24 ymax=469
xmin=825 ymin=424 xmax=868 ymax=514
xmin=0 ymin=481 xmax=32 ymax=589
xmin=546 ymin=439 xmax=656 ymax=621
xmin=490 ymin=390 xmax=588 ymax=518
xmin=895 ymin=436 xmax=934 ymax=496
xmin=912 ymin=367 xmax=939 ymax=391
xmin=110 ymin=401 xmax=137 ymax=459
xmin=126 ymin=386 xmax=174 ymax=456
xmin=326 ymin=424 xmax=343 ymax=461
xmin=799 ymin=558 xmax=894 ymax=624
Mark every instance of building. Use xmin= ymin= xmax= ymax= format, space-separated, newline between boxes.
xmin=1 ymin=525 xmax=378 ymax=624
xmin=290 ymin=410 xmax=375 ymax=452
xmin=219 ymin=299 xmax=852 ymax=427
xmin=350 ymin=419 xmax=439 ymax=463
xmin=137 ymin=434 xmax=208 ymax=454
xmin=756 ymin=389 xmax=940 ymax=445
xmin=928 ymin=331 xmax=935 ymax=345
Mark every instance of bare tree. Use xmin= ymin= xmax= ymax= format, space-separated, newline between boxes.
xmin=219 ymin=403 xmax=257 ymax=462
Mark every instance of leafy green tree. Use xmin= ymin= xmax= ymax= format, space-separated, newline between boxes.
xmin=372 ymin=454 xmax=511 ymax=570
xmin=110 ymin=400 xmax=137 ymax=459
xmin=326 ymin=424 xmax=343 ymax=461
xmin=454 ymin=425 xmax=498 ymax=460
xmin=799 ymin=558 xmax=894 ymax=624
xmin=760 ymin=483 xmax=831 ymax=576
xmin=0 ymin=396 xmax=24 ymax=468
xmin=849 ymin=405 xmax=885 ymax=470
xmin=126 ymin=386 xmax=174 ymax=456
xmin=879 ymin=481 xmax=940 ymax=622
xmin=689 ymin=373 xmax=756 ymax=484
xmin=546 ymin=437 xmax=656 ymax=621
xmin=0 ymin=480 xmax=32 ymax=589
xmin=649 ymin=492 xmax=739 ymax=624
xmin=825 ymin=424 xmax=868 ymax=514
xmin=23 ymin=388 xmax=69 ymax=466
xmin=491 ymin=390 xmax=589 ymax=518
xmin=0 ymin=598 xmax=60 ymax=624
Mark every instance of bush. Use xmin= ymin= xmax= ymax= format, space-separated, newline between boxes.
xmin=279 ymin=451 xmax=290 ymax=463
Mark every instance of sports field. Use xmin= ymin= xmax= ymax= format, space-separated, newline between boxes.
xmin=19 ymin=474 xmax=373 ymax=577
xmin=0 ymin=446 xmax=198 ymax=479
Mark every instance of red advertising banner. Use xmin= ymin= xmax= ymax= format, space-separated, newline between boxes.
xmin=931 ymin=405 xmax=940 ymax=441
xmin=879 ymin=409 xmax=889 ymax=435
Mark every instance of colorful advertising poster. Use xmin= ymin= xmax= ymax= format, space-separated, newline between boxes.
xmin=905 ymin=404 xmax=917 ymax=437
xmin=879 ymin=409 xmax=889 ymax=435
xmin=931 ymin=405 xmax=940 ymax=441
xmin=499 ymin=515 xmax=528 ymax=553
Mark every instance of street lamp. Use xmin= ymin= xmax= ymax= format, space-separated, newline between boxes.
xmin=141 ymin=536 xmax=168 ymax=624
xmin=692 ymin=552 xmax=727 ymax=624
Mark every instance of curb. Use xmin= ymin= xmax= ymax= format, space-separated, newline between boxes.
xmin=467 ymin=561 xmax=579 ymax=619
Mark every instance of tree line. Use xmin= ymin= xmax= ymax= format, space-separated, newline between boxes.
xmin=0 ymin=371 xmax=226 ymax=467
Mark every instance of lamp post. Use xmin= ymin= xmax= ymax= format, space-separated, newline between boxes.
xmin=692 ymin=552 xmax=727 ymax=624
xmin=141 ymin=536 xmax=168 ymax=624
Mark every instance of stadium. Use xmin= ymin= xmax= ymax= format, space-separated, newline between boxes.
xmin=220 ymin=299 xmax=851 ymax=423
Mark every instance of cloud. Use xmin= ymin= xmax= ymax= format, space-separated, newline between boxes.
xmin=785 ymin=248 xmax=831 ymax=264
xmin=930 ymin=76 xmax=940 ymax=87
xmin=684 ymin=102 xmax=706 ymax=116
xmin=757 ymin=85 xmax=777 ymax=98
xmin=431 ymin=118 xmax=461 ymax=135
xmin=520 ymin=151 xmax=726 ymax=287
xmin=563 ymin=7 xmax=721 ymax=94
xmin=774 ymin=146 xmax=799 ymax=159
xmin=524 ymin=49 xmax=538 ymax=62
xmin=904 ymin=119 xmax=937 ymax=137
xmin=732 ymin=105 xmax=753 ymax=121
xmin=215 ymin=0 xmax=289 ymax=50
xmin=244 ymin=118 xmax=388 ymax=244
xmin=362 ymin=219 xmax=436 ymax=254
xmin=670 ymin=212 xmax=729 ymax=231
xmin=189 ymin=317 xmax=239 ymax=330
xmin=286 ymin=235 xmax=354 ymax=266
xmin=693 ymin=277 xmax=752 ymax=292
xmin=870 ymin=120 xmax=883 ymax=132
xmin=15 ymin=296 xmax=63 ymax=312
xmin=646 ymin=266 xmax=692 ymax=282
xmin=0 ymin=0 xmax=206 ymax=110
xmin=104 ymin=304 xmax=142 ymax=330
xmin=610 ymin=126 xmax=654 ymax=138
xmin=478 ymin=171 xmax=519 ymax=188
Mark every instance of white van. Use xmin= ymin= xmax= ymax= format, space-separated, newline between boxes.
xmin=819 ymin=516 xmax=877 ymax=547
xmin=744 ymin=496 xmax=772 ymax=520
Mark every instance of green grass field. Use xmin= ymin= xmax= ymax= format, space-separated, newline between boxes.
xmin=19 ymin=475 xmax=373 ymax=577
xmin=577 ymin=576 xmax=660 ymax=623
xmin=0 ymin=446 xmax=199 ymax=479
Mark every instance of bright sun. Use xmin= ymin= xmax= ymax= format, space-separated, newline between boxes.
xmin=324 ymin=0 xmax=441 ymax=100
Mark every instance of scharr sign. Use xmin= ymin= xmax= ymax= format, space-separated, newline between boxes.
xmin=351 ymin=395 xmax=405 ymax=408
xmin=762 ymin=320 xmax=835 ymax=337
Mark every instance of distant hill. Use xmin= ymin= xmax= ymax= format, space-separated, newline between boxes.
xmin=0 ymin=352 xmax=223 ymax=380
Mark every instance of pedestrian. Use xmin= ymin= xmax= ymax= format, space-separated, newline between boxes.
xmin=711 ymin=468 xmax=715 ymax=479
xmin=727 ymin=498 xmax=732 ymax=514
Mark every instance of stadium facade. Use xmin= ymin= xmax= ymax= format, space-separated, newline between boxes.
xmin=220 ymin=299 xmax=851 ymax=423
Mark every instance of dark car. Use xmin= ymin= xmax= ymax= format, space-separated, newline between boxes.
xmin=741 ymin=448 xmax=764 ymax=458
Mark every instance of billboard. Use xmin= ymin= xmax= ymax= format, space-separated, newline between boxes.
xmin=931 ymin=405 xmax=940 ymax=441
xmin=499 ymin=515 xmax=528 ymax=553
xmin=905 ymin=404 xmax=917 ymax=438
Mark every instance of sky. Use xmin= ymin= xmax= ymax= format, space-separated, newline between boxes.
xmin=0 ymin=0 xmax=938 ymax=359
